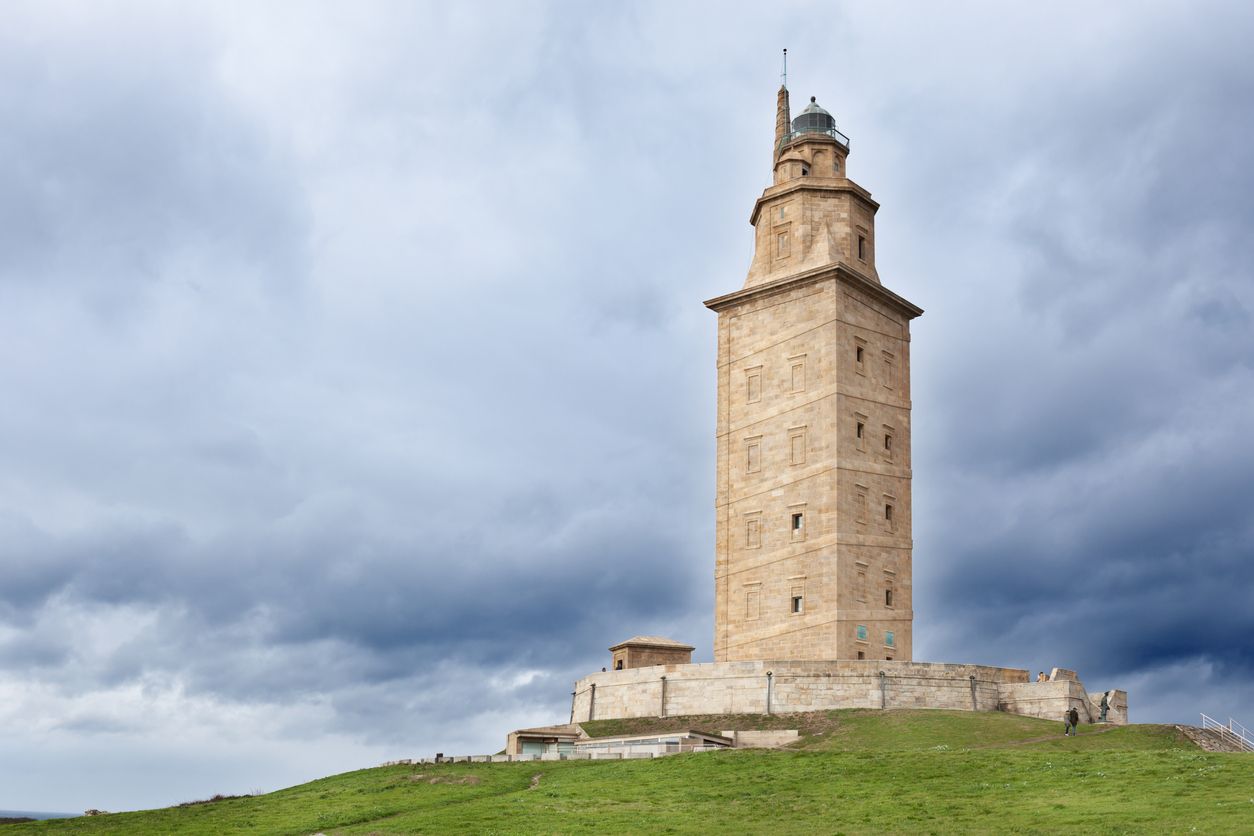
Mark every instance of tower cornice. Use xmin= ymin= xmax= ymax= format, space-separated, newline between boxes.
xmin=703 ymin=262 xmax=922 ymax=321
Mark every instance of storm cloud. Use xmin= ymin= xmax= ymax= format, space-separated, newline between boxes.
xmin=1 ymin=0 xmax=1252 ymax=812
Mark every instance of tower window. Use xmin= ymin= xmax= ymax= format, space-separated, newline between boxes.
xmin=885 ymin=588 xmax=894 ymax=608
xmin=801 ymin=165 xmax=810 ymax=176
xmin=885 ymin=504 xmax=894 ymax=522
xmin=745 ymin=515 xmax=761 ymax=549
xmin=789 ymin=504 xmax=808 ymax=542
xmin=884 ymin=434 xmax=892 ymax=452
xmin=775 ymin=224 xmax=792 ymax=259
xmin=746 ymin=439 xmax=761 ymax=474
xmin=746 ymin=368 xmax=762 ymax=403
xmin=855 ymin=345 xmax=864 ymax=365
xmin=791 ymin=595 xmax=803 ymax=614
xmin=858 ymin=235 xmax=866 ymax=260
xmin=789 ymin=426 xmax=807 ymax=466
xmin=856 ymin=421 xmax=864 ymax=439
xmin=857 ymin=650 xmax=865 ymax=660
xmin=856 ymin=624 xmax=868 ymax=642
xmin=885 ymin=631 xmax=895 ymax=648
xmin=789 ymin=355 xmax=806 ymax=393
xmin=745 ymin=587 xmax=761 ymax=620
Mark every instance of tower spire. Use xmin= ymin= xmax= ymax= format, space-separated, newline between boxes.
xmin=774 ymin=49 xmax=791 ymax=162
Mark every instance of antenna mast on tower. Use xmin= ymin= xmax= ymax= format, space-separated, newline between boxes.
xmin=781 ymin=48 xmax=788 ymax=88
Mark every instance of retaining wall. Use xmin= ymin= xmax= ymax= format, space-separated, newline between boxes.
xmin=571 ymin=660 xmax=1127 ymax=725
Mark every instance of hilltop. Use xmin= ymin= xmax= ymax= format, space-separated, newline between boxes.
xmin=9 ymin=711 xmax=1252 ymax=834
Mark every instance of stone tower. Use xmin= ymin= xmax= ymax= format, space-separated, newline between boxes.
xmin=704 ymin=86 xmax=923 ymax=663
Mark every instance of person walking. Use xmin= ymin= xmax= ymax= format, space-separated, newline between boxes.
xmin=1068 ymin=706 xmax=1080 ymax=736
xmin=1062 ymin=709 xmax=1074 ymax=736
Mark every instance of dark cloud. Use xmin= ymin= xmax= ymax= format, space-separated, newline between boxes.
xmin=1 ymin=0 xmax=1252 ymax=813
xmin=903 ymin=1 xmax=1254 ymax=718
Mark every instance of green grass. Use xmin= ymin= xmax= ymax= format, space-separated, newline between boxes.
xmin=583 ymin=708 xmax=1180 ymax=752
xmin=10 ymin=712 xmax=1253 ymax=834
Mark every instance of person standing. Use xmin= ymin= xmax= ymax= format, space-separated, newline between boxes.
xmin=1063 ymin=709 xmax=1074 ymax=736
xmin=1099 ymin=692 xmax=1110 ymax=722
xmin=1068 ymin=706 xmax=1080 ymax=736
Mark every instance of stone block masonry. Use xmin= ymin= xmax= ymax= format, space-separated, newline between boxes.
xmin=705 ymin=86 xmax=923 ymax=665
xmin=571 ymin=659 xmax=1126 ymax=725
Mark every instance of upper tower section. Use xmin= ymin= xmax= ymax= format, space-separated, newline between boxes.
xmin=746 ymin=87 xmax=880 ymax=290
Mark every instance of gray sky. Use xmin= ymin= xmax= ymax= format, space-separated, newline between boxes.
xmin=2 ymin=0 xmax=1253 ymax=813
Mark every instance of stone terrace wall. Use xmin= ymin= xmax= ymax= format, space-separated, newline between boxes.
xmin=998 ymin=682 xmax=1129 ymax=725
xmin=572 ymin=660 xmax=1040 ymax=722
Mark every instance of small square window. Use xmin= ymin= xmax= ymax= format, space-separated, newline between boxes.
xmin=886 ymin=656 xmax=893 ymax=661
xmin=789 ymin=506 xmax=808 ymax=541
xmin=801 ymin=165 xmax=809 ymax=176
xmin=856 ymin=624 xmax=868 ymax=642
xmin=857 ymin=650 xmax=865 ymax=660
xmin=886 ymin=631 xmax=895 ymax=648
xmin=791 ymin=595 xmax=803 ymax=614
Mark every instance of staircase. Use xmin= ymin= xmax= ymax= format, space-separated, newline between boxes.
xmin=1200 ymin=714 xmax=1254 ymax=752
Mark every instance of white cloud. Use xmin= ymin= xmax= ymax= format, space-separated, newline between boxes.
xmin=2 ymin=0 xmax=1253 ymax=813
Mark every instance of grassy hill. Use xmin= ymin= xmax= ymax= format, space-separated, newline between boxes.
xmin=9 ymin=710 xmax=1252 ymax=834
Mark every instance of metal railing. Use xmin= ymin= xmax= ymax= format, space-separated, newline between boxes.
xmin=1200 ymin=713 xmax=1254 ymax=751
xmin=777 ymin=127 xmax=850 ymax=153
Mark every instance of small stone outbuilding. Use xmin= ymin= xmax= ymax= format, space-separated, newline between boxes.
xmin=608 ymin=636 xmax=694 ymax=671
xmin=507 ymin=724 xmax=585 ymax=756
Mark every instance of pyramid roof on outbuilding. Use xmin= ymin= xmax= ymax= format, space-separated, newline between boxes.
xmin=609 ymin=636 xmax=695 ymax=652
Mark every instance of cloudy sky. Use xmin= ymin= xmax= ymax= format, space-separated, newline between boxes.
xmin=3 ymin=0 xmax=1253 ymax=813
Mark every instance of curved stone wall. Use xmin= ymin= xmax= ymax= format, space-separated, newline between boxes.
xmin=570 ymin=659 xmax=1125 ymax=725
